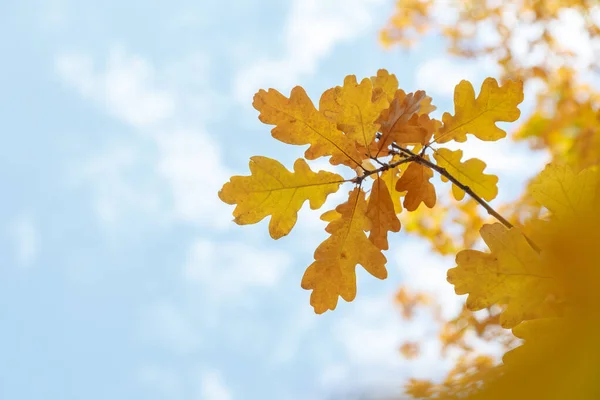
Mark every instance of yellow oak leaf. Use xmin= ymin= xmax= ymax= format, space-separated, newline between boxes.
xmin=320 ymin=209 xmax=340 ymax=222
xmin=530 ymin=163 xmax=599 ymax=219
xmin=435 ymin=78 xmax=524 ymax=143
xmin=370 ymin=68 xmax=399 ymax=101
xmin=380 ymin=157 xmax=406 ymax=214
xmin=253 ymin=86 xmax=364 ymax=167
xmin=366 ymin=177 xmax=401 ymax=250
xmin=396 ymin=160 xmax=436 ymax=211
xmin=375 ymin=89 xmax=427 ymax=153
xmin=433 ymin=148 xmax=498 ymax=201
xmin=447 ymin=223 xmax=554 ymax=328
xmin=418 ymin=94 xmax=437 ymax=115
xmin=301 ymin=188 xmax=388 ymax=313
xmin=319 ymin=75 xmax=389 ymax=158
xmin=219 ymin=156 xmax=344 ymax=239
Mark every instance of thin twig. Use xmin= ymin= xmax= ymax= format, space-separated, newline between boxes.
xmin=389 ymin=144 xmax=541 ymax=252
xmin=352 ymin=155 xmax=416 ymax=185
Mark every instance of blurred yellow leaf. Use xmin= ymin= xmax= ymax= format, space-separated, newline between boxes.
xmin=448 ymin=223 xmax=553 ymax=328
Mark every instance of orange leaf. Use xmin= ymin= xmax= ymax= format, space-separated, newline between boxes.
xmin=253 ymin=86 xmax=364 ymax=167
xmin=367 ymin=177 xmax=401 ymax=250
xmin=301 ymin=188 xmax=388 ymax=313
xmin=396 ymin=161 xmax=437 ymax=211
xmin=319 ymin=75 xmax=389 ymax=157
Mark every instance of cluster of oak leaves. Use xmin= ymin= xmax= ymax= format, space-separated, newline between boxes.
xmin=219 ymin=69 xmax=600 ymax=398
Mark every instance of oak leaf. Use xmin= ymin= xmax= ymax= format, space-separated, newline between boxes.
xmin=301 ymin=188 xmax=387 ymax=313
xmin=319 ymin=75 xmax=389 ymax=157
xmin=370 ymin=68 xmax=399 ymax=102
xmin=380 ymin=157 xmax=406 ymax=214
xmin=219 ymin=156 xmax=344 ymax=239
xmin=530 ymin=163 xmax=599 ymax=219
xmin=447 ymin=223 xmax=553 ymax=328
xmin=433 ymin=148 xmax=498 ymax=201
xmin=366 ymin=177 xmax=401 ymax=250
xmin=436 ymin=78 xmax=524 ymax=143
xmin=375 ymin=89 xmax=427 ymax=153
xmin=253 ymin=86 xmax=363 ymax=167
xmin=396 ymin=160 xmax=436 ymax=211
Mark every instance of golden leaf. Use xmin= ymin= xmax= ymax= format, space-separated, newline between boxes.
xmin=301 ymin=188 xmax=388 ymax=313
xmin=319 ymin=75 xmax=389 ymax=158
xmin=396 ymin=160 xmax=436 ymax=211
xmin=375 ymin=89 xmax=427 ymax=153
xmin=253 ymin=86 xmax=364 ymax=167
xmin=530 ymin=163 xmax=599 ymax=219
xmin=366 ymin=177 xmax=401 ymax=250
xmin=219 ymin=156 xmax=344 ymax=239
xmin=447 ymin=223 xmax=553 ymax=328
xmin=370 ymin=68 xmax=399 ymax=101
xmin=436 ymin=78 xmax=524 ymax=143
xmin=380 ymin=156 xmax=406 ymax=214
xmin=433 ymin=148 xmax=498 ymax=201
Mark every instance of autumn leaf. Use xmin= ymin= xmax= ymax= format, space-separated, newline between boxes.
xmin=380 ymin=157 xmax=406 ymax=214
xmin=530 ymin=163 xmax=599 ymax=219
xmin=219 ymin=156 xmax=344 ymax=239
xmin=435 ymin=78 xmax=524 ymax=143
xmin=447 ymin=223 xmax=554 ymax=328
xmin=400 ymin=341 xmax=420 ymax=359
xmin=253 ymin=86 xmax=364 ymax=167
xmin=319 ymin=75 xmax=389 ymax=158
xmin=370 ymin=68 xmax=399 ymax=101
xmin=375 ymin=89 xmax=427 ymax=153
xmin=418 ymin=94 xmax=436 ymax=115
xmin=433 ymin=148 xmax=498 ymax=201
xmin=301 ymin=188 xmax=388 ymax=313
xmin=367 ymin=177 xmax=401 ymax=250
xmin=396 ymin=160 xmax=436 ymax=211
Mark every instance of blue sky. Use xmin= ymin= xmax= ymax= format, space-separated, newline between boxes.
xmin=0 ymin=0 xmax=561 ymax=399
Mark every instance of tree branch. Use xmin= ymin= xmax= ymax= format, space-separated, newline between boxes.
xmin=389 ymin=144 xmax=541 ymax=252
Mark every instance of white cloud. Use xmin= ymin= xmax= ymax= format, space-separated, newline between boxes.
xmin=234 ymin=0 xmax=384 ymax=102
xmin=156 ymin=129 xmax=231 ymax=227
xmin=10 ymin=214 xmax=39 ymax=268
xmin=56 ymin=47 xmax=176 ymax=128
xmin=183 ymin=238 xmax=290 ymax=303
xmin=199 ymin=369 xmax=233 ymax=400
xmin=56 ymin=47 xmax=232 ymax=230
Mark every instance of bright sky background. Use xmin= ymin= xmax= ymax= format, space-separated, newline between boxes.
xmin=1 ymin=0 xmax=576 ymax=399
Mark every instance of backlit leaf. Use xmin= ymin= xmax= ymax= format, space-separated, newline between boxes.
xmin=396 ymin=160 xmax=436 ymax=211
xmin=219 ymin=156 xmax=344 ymax=239
xmin=320 ymin=75 xmax=389 ymax=157
xmin=447 ymin=223 xmax=553 ymax=328
xmin=436 ymin=78 xmax=524 ymax=143
xmin=367 ymin=177 xmax=401 ymax=250
xmin=433 ymin=148 xmax=498 ymax=201
xmin=253 ymin=86 xmax=364 ymax=167
xmin=301 ymin=188 xmax=388 ymax=313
